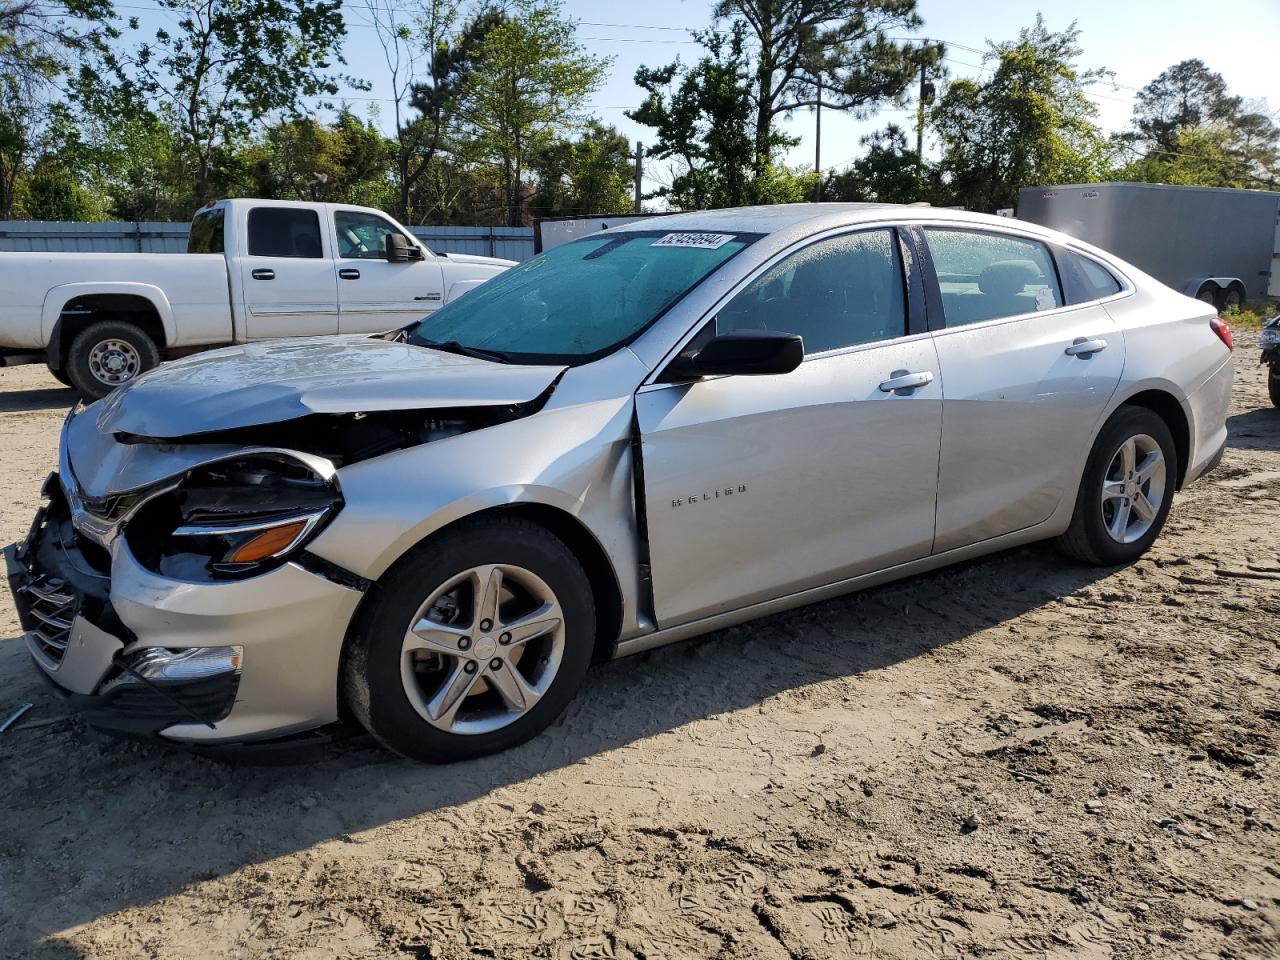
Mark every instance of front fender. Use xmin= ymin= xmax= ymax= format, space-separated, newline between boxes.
xmin=42 ymin=281 xmax=176 ymax=345
xmin=306 ymin=395 xmax=638 ymax=583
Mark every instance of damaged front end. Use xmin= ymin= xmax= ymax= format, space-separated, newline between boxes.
xmin=5 ymin=474 xmax=245 ymax=736
xmin=7 ymin=339 xmax=569 ymax=744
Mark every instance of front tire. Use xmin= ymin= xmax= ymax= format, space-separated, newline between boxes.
xmin=66 ymin=320 xmax=160 ymax=399
xmin=1269 ymin=365 xmax=1280 ymax=409
xmin=342 ymin=516 xmax=596 ymax=763
xmin=1056 ymin=407 xmax=1178 ymax=566
xmin=46 ymin=363 xmax=73 ymax=387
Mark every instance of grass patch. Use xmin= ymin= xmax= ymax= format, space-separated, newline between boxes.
xmin=1222 ymin=301 xmax=1277 ymax=330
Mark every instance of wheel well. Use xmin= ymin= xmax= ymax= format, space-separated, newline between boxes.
xmin=54 ymin=295 xmax=166 ymax=367
xmin=492 ymin=504 xmax=624 ymax=661
xmin=1121 ymin=390 xmax=1190 ymax=488
xmin=352 ymin=503 xmax=625 ymax=665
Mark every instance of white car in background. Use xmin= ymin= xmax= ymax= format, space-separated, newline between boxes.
xmin=0 ymin=199 xmax=513 ymax=397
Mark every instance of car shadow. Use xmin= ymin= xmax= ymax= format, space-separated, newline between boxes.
xmin=0 ymin=541 xmax=1115 ymax=958
xmin=0 ymin=385 xmax=77 ymax=414
xmin=1225 ymin=406 xmax=1280 ymax=452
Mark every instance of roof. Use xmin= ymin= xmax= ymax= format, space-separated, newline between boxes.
xmin=619 ymin=202 xmax=1028 ymax=238
xmin=624 ymin=203 xmax=899 ymax=234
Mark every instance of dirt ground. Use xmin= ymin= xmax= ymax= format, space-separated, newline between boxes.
xmin=0 ymin=337 xmax=1276 ymax=960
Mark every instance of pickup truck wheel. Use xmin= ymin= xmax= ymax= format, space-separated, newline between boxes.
xmin=66 ymin=321 xmax=160 ymax=399
xmin=343 ymin=516 xmax=596 ymax=763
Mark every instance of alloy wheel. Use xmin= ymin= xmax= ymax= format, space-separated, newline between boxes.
xmin=1100 ymin=433 xmax=1166 ymax=544
xmin=400 ymin=563 xmax=565 ymax=735
xmin=87 ymin=338 xmax=142 ymax=386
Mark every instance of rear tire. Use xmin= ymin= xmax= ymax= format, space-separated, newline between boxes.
xmin=342 ymin=516 xmax=596 ymax=763
xmin=1056 ymin=407 xmax=1178 ymax=566
xmin=46 ymin=364 xmax=73 ymax=387
xmin=66 ymin=320 xmax=160 ymax=400
xmin=1221 ymin=285 xmax=1245 ymax=311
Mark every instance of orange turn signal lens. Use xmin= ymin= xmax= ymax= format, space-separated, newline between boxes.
xmin=225 ymin=520 xmax=308 ymax=564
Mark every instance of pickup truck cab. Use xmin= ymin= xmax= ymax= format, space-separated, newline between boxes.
xmin=0 ymin=199 xmax=515 ymax=397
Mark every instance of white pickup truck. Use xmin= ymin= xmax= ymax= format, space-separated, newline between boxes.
xmin=0 ymin=198 xmax=514 ymax=397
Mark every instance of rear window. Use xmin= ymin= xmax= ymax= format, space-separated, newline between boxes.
xmin=1058 ymin=249 xmax=1123 ymax=304
xmin=187 ymin=208 xmax=225 ymax=254
xmin=247 ymin=207 xmax=323 ymax=259
xmin=923 ymin=228 xmax=1063 ymax=327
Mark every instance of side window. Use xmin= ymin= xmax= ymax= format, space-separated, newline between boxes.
xmin=187 ymin=208 xmax=225 ymax=254
xmin=335 ymin=210 xmax=413 ymax=260
xmin=247 ymin=208 xmax=323 ymax=259
xmin=923 ymin=228 xmax=1063 ymax=326
xmin=716 ymin=229 xmax=906 ymax=355
xmin=1058 ymin=248 xmax=1123 ymax=304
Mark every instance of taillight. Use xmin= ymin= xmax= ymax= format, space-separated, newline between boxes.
xmin=1210 ymin=316 xmax=1233 ymax=351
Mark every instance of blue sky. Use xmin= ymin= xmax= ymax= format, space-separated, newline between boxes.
xmin=121 ymin=0 xmax=1280 ymax=196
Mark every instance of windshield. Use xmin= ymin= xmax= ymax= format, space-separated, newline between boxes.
xmin=407 ymin=229 xmax=758 ymax=363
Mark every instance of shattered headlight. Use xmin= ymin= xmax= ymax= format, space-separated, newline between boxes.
xmin=126 ymin=454 xmax=342 ymax=580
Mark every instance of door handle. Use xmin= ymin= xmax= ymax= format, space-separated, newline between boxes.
xmin=251 ymin=269 xmax=275 ymax=281
xmin=878 ymin=370 xmax=934 ymax=393
xmin=338 ymin=268 xmax=360 ymax=280
xmin=1065 ymin=337 xmax=1107 ymax=357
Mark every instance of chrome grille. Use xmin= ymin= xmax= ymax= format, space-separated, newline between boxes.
xmin=21 ymin=576 xmax=78 ymax=667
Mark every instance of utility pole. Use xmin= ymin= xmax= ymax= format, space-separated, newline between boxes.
xmin=813 ymin=76 xmax=822 ymax=203
xmin=633 ymin=141 xmax=644 ymax=213
xmin=915 ymin=61 xmax=935 ymax=163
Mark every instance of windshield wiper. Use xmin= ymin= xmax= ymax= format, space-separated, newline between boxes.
xmin=414 ymin=338 xmax=512 ymax=364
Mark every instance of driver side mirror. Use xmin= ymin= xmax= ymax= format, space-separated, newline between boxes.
xmin=663 ymin=329 xmax=804 ymax=381
xmin=386 ymin=234 xmax=424 ymax=263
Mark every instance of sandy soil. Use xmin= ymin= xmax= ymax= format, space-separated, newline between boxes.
xmin=0 ymin=338 xmax=1276 ymax=960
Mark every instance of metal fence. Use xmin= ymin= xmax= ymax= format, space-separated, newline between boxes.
xmin=0 ymin=220 xmax=536 ymax=261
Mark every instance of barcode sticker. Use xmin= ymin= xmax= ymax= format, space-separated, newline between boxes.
xmin=651 ymin=232 xmax=736 ymax=250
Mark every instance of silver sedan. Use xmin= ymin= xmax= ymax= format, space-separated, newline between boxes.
xmin=6 ymin=204 xmax=1234 ymax=761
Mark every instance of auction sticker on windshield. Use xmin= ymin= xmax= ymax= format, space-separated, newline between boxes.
xmin=651 ymin=232 xmax=736 ymax=250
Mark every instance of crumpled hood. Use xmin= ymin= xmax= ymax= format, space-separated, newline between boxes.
xmin=91 ymin=335 xmax=566 ymax=439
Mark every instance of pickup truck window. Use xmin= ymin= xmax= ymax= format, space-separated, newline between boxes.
xmin=248 ymin=207 xmax=324 ymax=259
xmin=188 ymin=208 xmax=225 ymax=254
xmin=335 ymin=210 xmax=414 ymax=260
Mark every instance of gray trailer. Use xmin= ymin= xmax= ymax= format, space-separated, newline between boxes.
xmin=1017 ymin=182 xmax=1280 ymax=308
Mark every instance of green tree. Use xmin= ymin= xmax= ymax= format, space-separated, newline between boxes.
xmin=459 ymin=0 xmax=607 ymax=226
xmin=823 ymin=123 xmax=936 ymax=203
xmin=529 ymin=120 xmax=633 ymax=218
xmin=243 ymin=112 xmax=393 ymax=207
xmin=1130 ymin=59 xmax=1238 ymax=154
xmin=1120 ymin=59 xmax=1279 ymax=188
xmin=362 ymin=0 xmax=500 ymax=223
xmin=628 ymin=22 xmax=782 ymax=209
xmin=16 ymin=159 xmax=102 ymax=218
xmin=930 ymin=16 xmax=1113 ymax=212
xmin=0 ymin=0 xmax=116 ymax=218
xmin=712 ymin=0 xmax=940 ymax=175
xmin=102 ymin=0 xmax=349 ymax=204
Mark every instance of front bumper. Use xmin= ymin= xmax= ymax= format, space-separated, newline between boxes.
xmin=7 ymin=476 xmax=365 ymax=745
